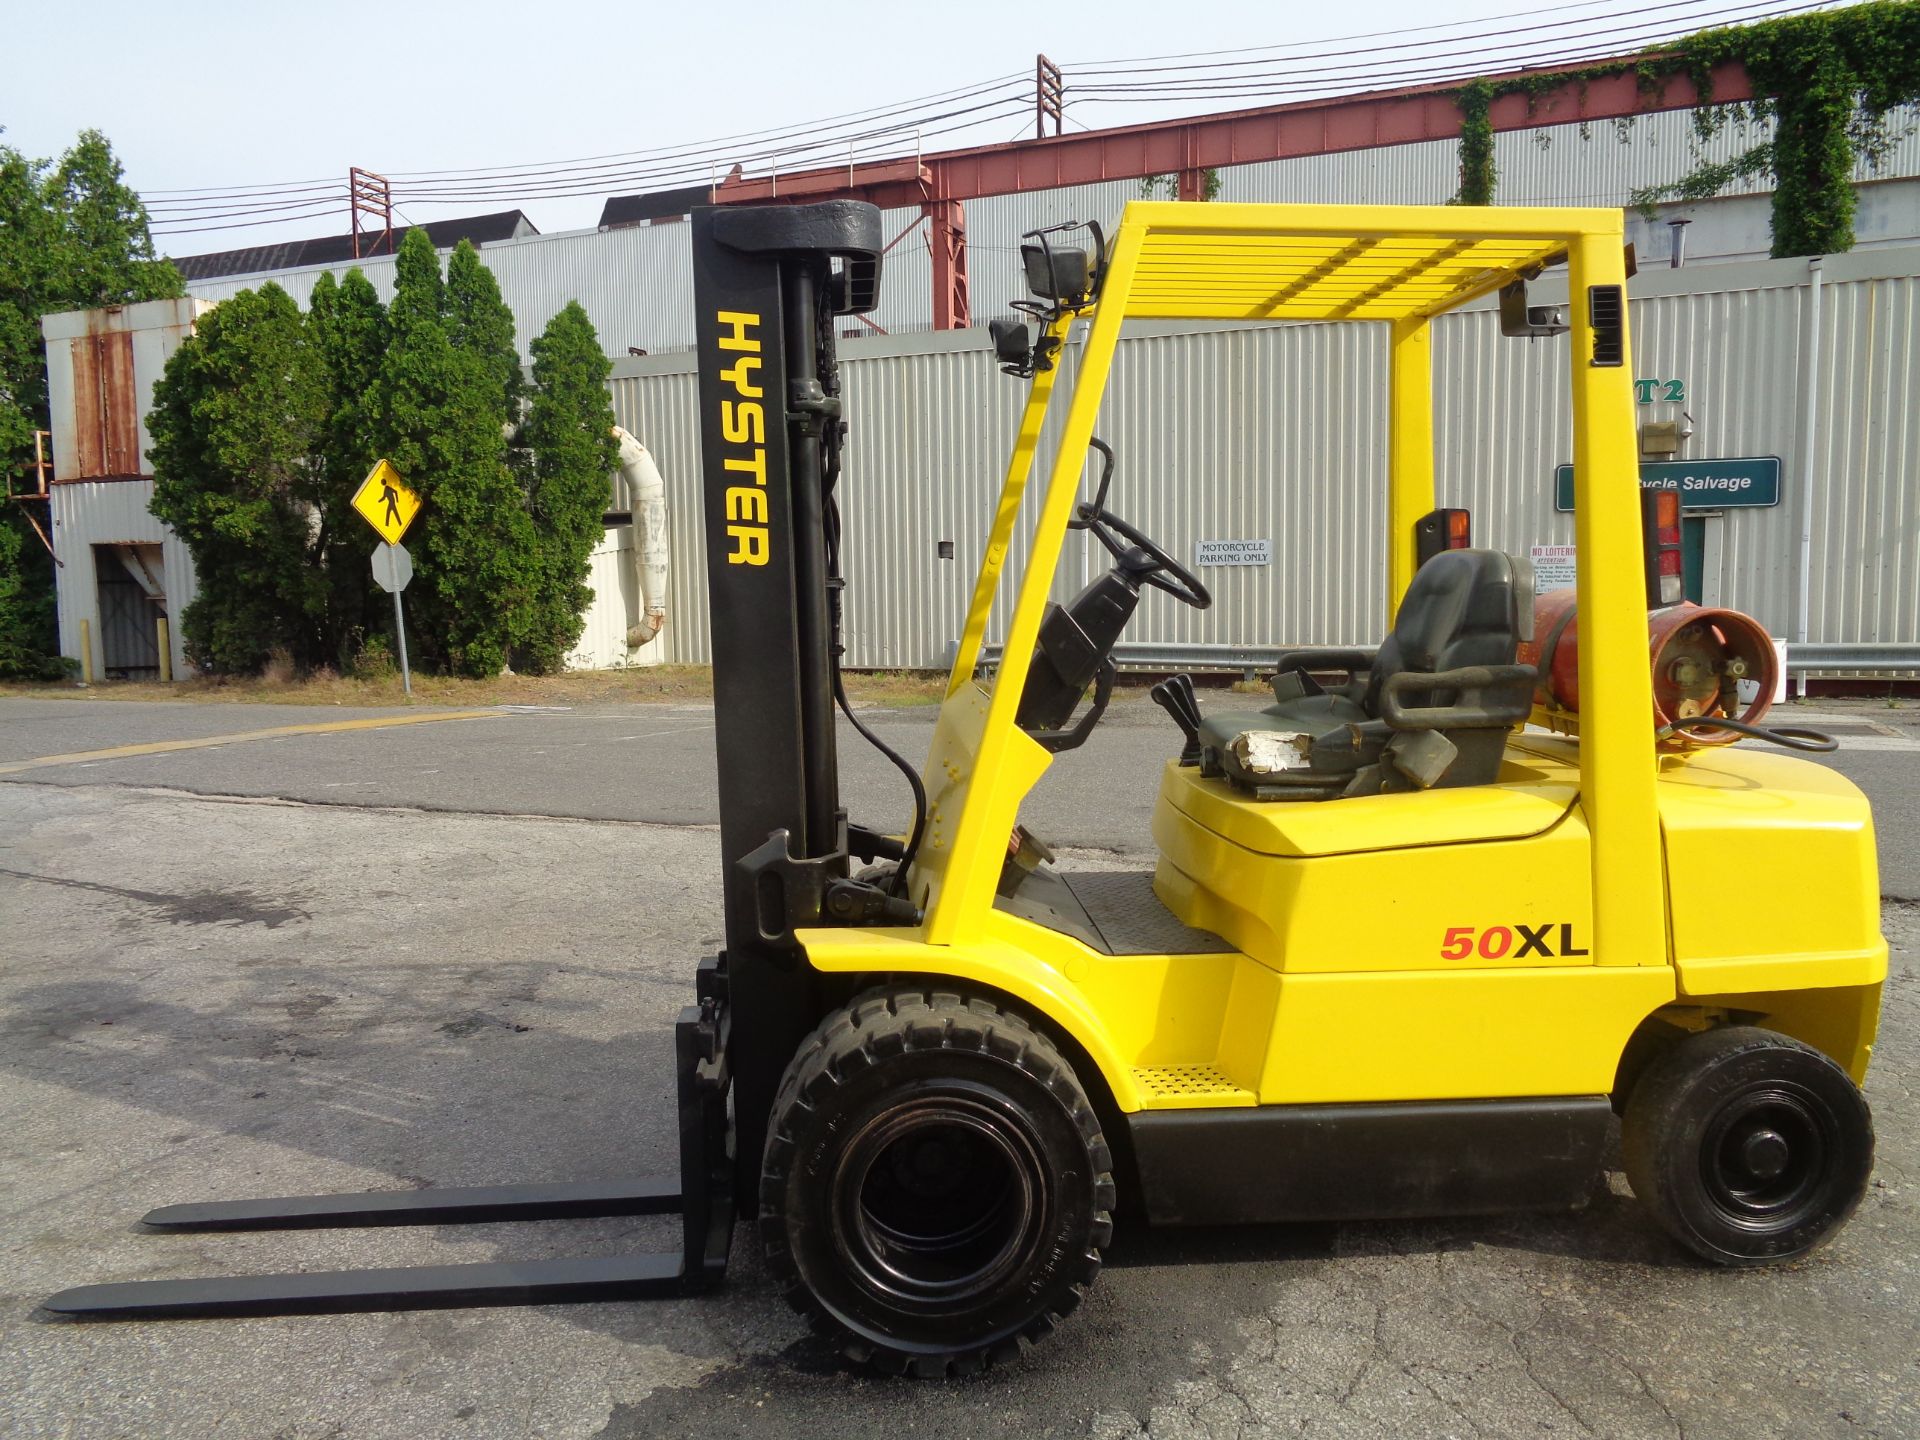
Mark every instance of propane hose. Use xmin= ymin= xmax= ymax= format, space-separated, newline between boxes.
xmin=1656 ymin=715 xmax=1839 ymax=753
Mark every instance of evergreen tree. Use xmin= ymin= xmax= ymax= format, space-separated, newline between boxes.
xmin=148 ymin=284 xmax=329 ymax=673
xmin=446 ymin=240 xmax=522 ymax=422
xmin=308 ymin=268 xmax=390 ymax=666
xmin=1 ymin=128 xmax=181 ymax=671
xmin=0 ymin=513 xmax=65 ymax=679
xmin=373 ymin=229 xmax=535 ymax=678
xmin=516 ymin=302 xmax=617 ymax=674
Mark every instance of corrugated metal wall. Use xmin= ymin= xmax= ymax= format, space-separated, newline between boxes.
xmin=1216 ymin=104 xmax=1920 ymax=207
xmin=67 ymin=246 xmax=1918 ymax=677
xmin=1812 ymin=271 xmax=1920 ymax=646
xmin=51 ymin=480 xmax=197 ymax=679
xmin=567 ymin=527 xmax=668 ymax=670
xmin=184 ymin=222 xmax=701 ymax=360
xmin=605 ymin=244 xmax=1919 ymax=670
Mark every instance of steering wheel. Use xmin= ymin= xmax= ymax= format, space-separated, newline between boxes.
xmin=1076 ymin=502 xmax=1212 ymax=610
xmin=1069 ymin=438 xmax=1212 ymax=610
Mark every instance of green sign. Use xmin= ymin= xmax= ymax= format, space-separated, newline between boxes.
xmin=1634 ymin=378 xmax=1687 ymax=405
xmin=1553 ymin=457 xmax=1781 ymax=513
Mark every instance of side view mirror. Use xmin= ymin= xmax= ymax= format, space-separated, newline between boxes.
xmin=990 ymin=319 xmax=1033 ymax=376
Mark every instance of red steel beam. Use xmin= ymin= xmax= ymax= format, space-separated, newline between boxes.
xmin=712 ymin=57 xmax=1754 ymax=212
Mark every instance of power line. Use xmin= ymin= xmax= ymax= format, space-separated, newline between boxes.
xmin=388 ymin=98 xmax=1034 ymax=205
xmin=1066 ymin=0 xmax=1819 ymax=94
xmin=390 ymin=98 xmax=1029 ymax=201
xmin=385 ymin=72 xmax=1030 ymax=185
xmin=148 ymin=0 xmax=1856 ymax=243
xmin=148 ymin=72 xmax=1028 ymax=206
xmin=1060 ymin=0 xmax=1628 ymax=67
xmin=358 ymin=3 xmax=1786 ymax=205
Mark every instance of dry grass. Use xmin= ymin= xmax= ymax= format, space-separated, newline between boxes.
xmin=0 ymin=665 xmax=951 ymax=710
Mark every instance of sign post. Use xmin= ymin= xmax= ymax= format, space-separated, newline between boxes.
xmin=370 ymin=541 xmax=415 ymax=695
xmin=352 ymin=460 xmax=423 ymax=696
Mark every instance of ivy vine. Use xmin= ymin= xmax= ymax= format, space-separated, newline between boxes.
xmin=1449 ymin=0 xmax=1920 ymax=257
xmin=1451 ymin=81 xmax=1497 ymax=205
xmin=1139 ymin=168 xmax=1222 ymax=201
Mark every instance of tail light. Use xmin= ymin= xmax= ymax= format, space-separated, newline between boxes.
xmin=1414 ymin=508 xmax=1472 ymax=568
xmin=1641 ymin=488 xmax=1684 ymax=608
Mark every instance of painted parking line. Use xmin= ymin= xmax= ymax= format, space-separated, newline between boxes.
xmin=0 ymin=710 xmax=502 ymax=777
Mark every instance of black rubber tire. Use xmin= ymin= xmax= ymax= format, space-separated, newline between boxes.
xmin=760 ymin=988 xmax=1114 ymax=1377
xmin=1622 ymin=1025 xmax=1873 ymax=1266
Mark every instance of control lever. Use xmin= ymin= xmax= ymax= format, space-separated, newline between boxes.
xmin=1150 ymin=676 xmax=1204 ymax=765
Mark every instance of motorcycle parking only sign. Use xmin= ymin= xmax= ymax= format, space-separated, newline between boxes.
xmin=1195 ymin=539 xmax=1272 ymax=566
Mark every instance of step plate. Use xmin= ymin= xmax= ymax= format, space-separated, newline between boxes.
xmin=43 ymin=1251 xmax=684 ymax=1320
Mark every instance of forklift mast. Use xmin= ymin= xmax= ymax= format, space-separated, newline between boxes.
xmin=690 ymin=201 xmax=885 ymax=1187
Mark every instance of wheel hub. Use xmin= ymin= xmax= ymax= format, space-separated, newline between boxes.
xmin=1701 ymin=1085 xmax=1834 ymax=1229
xmin=1738 ymin=1127 xmax=1791 ymax=1182
xmin=830 ymin=1094 xmax=1046 ymax=1308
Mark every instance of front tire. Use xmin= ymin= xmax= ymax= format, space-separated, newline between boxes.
xmin=1622 ymin=1025 xmax=1873 ymax=1265
xmin=761 ymin=988 xmax=1114 ymax=1376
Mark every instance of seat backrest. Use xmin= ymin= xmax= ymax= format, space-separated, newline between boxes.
xmin=1364 ymin=549 xmax=1527 ymax=715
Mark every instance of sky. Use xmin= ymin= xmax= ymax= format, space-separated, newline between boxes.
xmin=5 ymin=0 xmax=1821 ymax=259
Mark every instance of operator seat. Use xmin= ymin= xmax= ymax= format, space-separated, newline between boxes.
xmin=1193 ymin=549 xmax=1536 ymax=800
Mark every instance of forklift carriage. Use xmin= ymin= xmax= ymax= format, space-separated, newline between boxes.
xmin=48 ymin=200 xmax=1884 ymax=1379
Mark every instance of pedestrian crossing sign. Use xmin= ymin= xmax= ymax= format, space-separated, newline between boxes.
xmin=352 ymin=459 xmax=422 ymax=545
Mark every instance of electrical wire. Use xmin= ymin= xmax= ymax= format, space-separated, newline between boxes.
xmin=147 ymin=0 xmax=1856 ymax=242
xmin=1067 ymin=0 xmax=1822 ymax=98
xmin=386 ymin=77 xmax=1031 ymax=190
xmin=1062 ymin=0 xmax=1627 ymax=66
xmin=1064 ymin=0 xmax=1780 ymax=75
xmin=143 ymin=73 xmax=1030 ymax=206
xmin=386 ymin=95 xmax=1032 ymax=203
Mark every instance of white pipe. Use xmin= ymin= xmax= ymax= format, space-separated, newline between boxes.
xmin=1794 ymin=257 xmax=1824 ymax=699
xmin=613 ymin=426 xmax=669 ymax=649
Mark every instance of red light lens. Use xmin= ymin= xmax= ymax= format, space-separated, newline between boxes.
xmin=1641 ymin=487 xmax=1687 ymax=609
xmin=1446 ymin=510 xmax=1470 ymax=546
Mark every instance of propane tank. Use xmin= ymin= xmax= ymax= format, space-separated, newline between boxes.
xmin=1521 ymin=589 xmax=1780 ymax=750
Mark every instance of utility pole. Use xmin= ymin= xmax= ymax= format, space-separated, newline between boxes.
xmin=349 ymin=168 xmax=394 ymax=258
xmin=1035 ymin=55 xmax=1064 ymax=139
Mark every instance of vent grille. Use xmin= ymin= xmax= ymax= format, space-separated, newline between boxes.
xmin=1588 ymin=284 xmax=1625 ymax=367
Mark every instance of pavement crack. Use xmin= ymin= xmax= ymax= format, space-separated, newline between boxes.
xmin=0 ymin=777 xmax=722 ymax=832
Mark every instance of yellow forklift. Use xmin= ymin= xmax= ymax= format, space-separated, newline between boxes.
xmin=49 ymin=199 xmax=1883 ymax=1381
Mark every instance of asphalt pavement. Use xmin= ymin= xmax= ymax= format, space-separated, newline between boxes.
xmin=3 ymin=689 xmax=1917 ymax=1439
xmin=3 ymin=693 xmax=1915 ymax=895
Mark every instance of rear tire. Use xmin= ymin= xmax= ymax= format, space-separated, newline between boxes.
xmin=760 ymin=988 xmax=1114 ymax=1376
xmin=1622 ymin=1025 xmax=1873 ymax=1265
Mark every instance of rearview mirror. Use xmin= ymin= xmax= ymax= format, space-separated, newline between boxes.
xmin=990 ymin=318 xmax=1037 ymax=377
xmin=990 ymin=318 xmax=1032 ymax=367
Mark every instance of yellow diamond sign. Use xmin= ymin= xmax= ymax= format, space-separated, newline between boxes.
xmin=352 ymin=459 xmax=421 ymax=545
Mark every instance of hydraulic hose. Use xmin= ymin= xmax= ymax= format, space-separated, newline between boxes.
xmin=823 ymin=476 xmax=929 ymax=897
xmin=1657 ymin=715 xmax=1839 ymax=753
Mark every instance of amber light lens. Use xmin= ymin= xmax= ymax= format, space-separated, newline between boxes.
xmin=1643 ymin=489 xmax=1685 ymax=607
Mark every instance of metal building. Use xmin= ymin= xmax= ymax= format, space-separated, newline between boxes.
xmin=40 ymin=297 xmax=216 ymax=680
xmin=45 ymin=242 xmax=1917 ymax=680
xmin=603 ymin=241 xmax=1919 ymax=672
